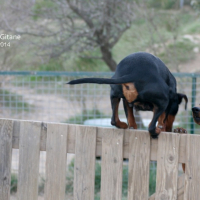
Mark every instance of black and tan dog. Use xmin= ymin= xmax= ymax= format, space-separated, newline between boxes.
xmin=174 ymin=106 xmax=200 ymax=133
xmin=192 ymin=106 xmax=200 ymax=125
xmin=68 ymin=52 xmax=188 ymax=138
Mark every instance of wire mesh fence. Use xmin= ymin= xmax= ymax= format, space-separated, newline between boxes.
xmin=0 ymin=71 xmax=199 ymax=132
xmin=0 ymin=71 xmax=199 ymax=198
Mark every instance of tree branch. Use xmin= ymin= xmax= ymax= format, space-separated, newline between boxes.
xmin=66 ymin=0 xmax=94 ymax=28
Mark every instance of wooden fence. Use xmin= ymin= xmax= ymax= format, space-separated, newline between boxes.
xmin=0 ymin=118 xmax=199 ymax=200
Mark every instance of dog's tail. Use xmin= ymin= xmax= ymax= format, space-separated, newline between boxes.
xmin=67 ymin=75 xmax=132 ymax=85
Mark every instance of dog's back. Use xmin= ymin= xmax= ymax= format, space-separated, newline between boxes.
xmin=68 ymin=52 xmax=176 ymax=91
xmin=113 ymin=52 xmax=176 ymax=91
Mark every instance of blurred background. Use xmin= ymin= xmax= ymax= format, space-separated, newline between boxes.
xmin=0 ymin=0 xmax=200 ymax=199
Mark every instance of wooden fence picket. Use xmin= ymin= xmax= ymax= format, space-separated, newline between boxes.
xmin=100 ymin=128 xmax=124 ymax=200
xmin=155 ymin=132 xmax=180 ymax=200
xmin=74 ymin=126 xmax=96 ymax=200
xmin=2 ymin=118 xmax=200 ymax=200
xmin=128 ymin=130 xmax=150 ymax=200
xmin=184 ymin=134 xmax=200 ymax=200
xmin=0 ymin=119 xmax=13 ymax=200
xmin=17 ymin=121 xmax=41 ymax=200
xmin=45 ymin=123 xmax=68 ymax=200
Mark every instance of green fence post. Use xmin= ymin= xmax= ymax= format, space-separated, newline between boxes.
xmin=190 ymin=75 xmax=196 ymax=134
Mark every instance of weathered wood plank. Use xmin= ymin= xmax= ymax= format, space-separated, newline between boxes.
xmin=149 ymin=174 xmax=185 ymax=200
xmin=18 ymin=121 xmax=41 ymax=200
xmin=179 ymin=134 xmax=187 ymax=166
xmin=155 ymin=132 xmax=180 ymax=200
xmin=177 ymin=174 xmax=185 ymax=200
xmin=100 ymin=128 xmax=124 ymax=200
xmin=74 ymin=126 xmax=96 ymax=200
xmin=12 ymin=120 xmax=48 ymax=151
xmin=10 ymin=119 xmax=188 ymax=163
xmin=45 ymin=123 xmax=68 ymax=200
xmin=40 ymin=122 xmax=47 ymax=151
xmin=184 ymin=134 xmax=200 ymax=200
xmin=12 ymin=120 xmax=20 ymax=149
xmin=67 ymin=124 xmax=76 ymax=153
xmin=128 ymin=130 xmax=150 ymax=200
xmin=0 ymin=119 xmax=13 ymax=200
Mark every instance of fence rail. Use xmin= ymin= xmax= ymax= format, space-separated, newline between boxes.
xmin=1 ymin=118 xmax=200 ymax=199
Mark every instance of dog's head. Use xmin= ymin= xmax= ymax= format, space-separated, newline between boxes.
xmin=168 ymin=93 xmax=188 ymax=115
xmin=192 ymin=106 xmax=200 ymax=125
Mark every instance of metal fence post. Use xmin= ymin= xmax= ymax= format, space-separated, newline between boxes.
xmin=190 ymin=75 xmax=196 ymax=134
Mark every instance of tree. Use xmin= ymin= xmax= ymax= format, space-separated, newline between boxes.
xmin=191 ymin=0 xmax=200 ymax=12
xmin=1 ymin=0 xmax=135 ymax=71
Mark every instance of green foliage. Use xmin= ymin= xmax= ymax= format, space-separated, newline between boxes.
xmin=149 ymin=162 xmax=157 ymax=196
xmin=10 ymin=174 xmax=18 ymax=193
xmin=38 ymin=176 xmax=45 ymax=194
xmin=158 ymin=39 xmax=196 ymax=66
xmin=94 ymin=162 xmax=101 ymax=194
xmin=35 ymin=59 xmax=65 ymax=71
xmin=122 ymin=164 xmax=129 ymax=196
xmin=32 ymin=0 xmax=58 ymax=20
xmin=147 ymin=0 xmax=176 ymax=9
xmin=66 ymin=158 xmax=74 ymax=193
xmin=191 ymin=0 xmax=200 ymax=13
xmin=9 ymin=160 xmax=157 ymax=197
xmin=94 ymin=162 xmax=130 ymax=197
xmin=183 ymin=20 xmax=200 ymax=34
xmin=66 ymin=159 xmax=157 ymax=198
xmin=66 ymin=109 xmax=107 ymax=124
xmin=3 ymin=3 xmax=200 ymax=72
xmin=73 ymin=56 xmax=109 ymax=72
xmin=113 ymin=10 xmax=199 ymax=71
xmin=17 ymin=76 xmax=62 ymax=85
xmin=0 ymin=89 xmax=33 ymax=111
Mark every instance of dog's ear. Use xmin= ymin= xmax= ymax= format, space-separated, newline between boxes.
xmin=177 ymin=93 xmax=188 ymax=110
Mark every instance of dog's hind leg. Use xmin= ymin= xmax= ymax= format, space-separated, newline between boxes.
xmin=123 ymin=99 xmax=137 ymax=129
xmin=110 ymin=96 xmax=128 ymax=129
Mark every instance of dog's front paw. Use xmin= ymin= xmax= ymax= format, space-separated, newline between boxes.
xmin=157 ymin=124 xmax=166 ymax=132
xmin=155 ymin=127 xmax=162 ymax=134
xmin=111 ymin=119 xmax=128 ymax=129
xmin=119 ymin=121 xmax=128 ymax=129
xmin=173 ymin=127 xmax=187 ymax=134
xmin=149 ymin=127 xmax=160 ymax=139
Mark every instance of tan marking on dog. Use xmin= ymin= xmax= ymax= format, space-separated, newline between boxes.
xmin=122 ymin=83 xmax=138 ymax=103
xmin=114 ymin=99 xmax=128 ymax=129
xmin=157 ymin=112 xmax=166 ymax=132
xmin=124 ymin=100 xmax=137 ymax=129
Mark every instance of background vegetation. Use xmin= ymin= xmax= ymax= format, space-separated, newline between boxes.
xmin=0 ymin=0 xmax=199 ymax=73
